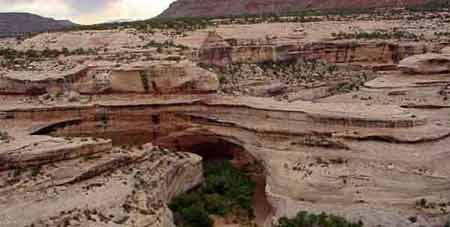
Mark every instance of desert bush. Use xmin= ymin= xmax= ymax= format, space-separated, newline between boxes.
xmin=0 ymin=131 xmax=10 ymax=143
xmin=0 ymin=131 xmax=8 ymax=140
xmin=332 ymin=30 xmax=418 ymax=40
xmin=143 ymin=40 xmax=165 ymax=49
xmin=435 ymin=32 xmax=450 ymax=38
xmin=0 ymin=46 xmax=95 ymax=65
xmin=31 ymin=166 xmax=41 ymax=177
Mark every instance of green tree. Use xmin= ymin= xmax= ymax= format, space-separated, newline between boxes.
xmin=169 ymin=160 xmax=256 ymax=227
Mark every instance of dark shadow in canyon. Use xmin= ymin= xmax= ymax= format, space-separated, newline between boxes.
xmin=159 ymin=135 xmax=274 ymax=227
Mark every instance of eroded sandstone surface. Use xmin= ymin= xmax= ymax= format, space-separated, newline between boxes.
xmin=399 ymin=53 xmax=450 ymax=74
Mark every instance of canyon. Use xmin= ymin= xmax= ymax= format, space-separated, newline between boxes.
xmin=1 ymin=8 xmax=450 ymax=227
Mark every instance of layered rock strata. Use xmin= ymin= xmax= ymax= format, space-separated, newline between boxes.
xmin=0 ymin=61 xmax=219 ymax=95
xmin=198 ymin=32 xmax=435 ymax=66
xmin=398 ymin=53 xmax=450 ymax=74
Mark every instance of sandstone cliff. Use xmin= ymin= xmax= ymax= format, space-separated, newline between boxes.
xmin=0 ymin=61 xmax=219 ymax=95
xmin=0 ymin=141 xmax=203 ymax=227
xmin=160 ymin=0 xmax=427 ymax=18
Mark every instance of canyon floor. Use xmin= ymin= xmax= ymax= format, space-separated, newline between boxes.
xmin=1 ymin=9 xmax=450 ymax=227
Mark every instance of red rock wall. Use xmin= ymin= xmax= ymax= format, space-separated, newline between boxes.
xmin=160 ymin=0 xmax=426 ymax=18
xmin=200 ymin=41 xmax=433 ymax=66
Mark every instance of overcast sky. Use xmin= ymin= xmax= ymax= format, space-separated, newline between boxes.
xmin=0 ymin=0 xmax=176 ymax=24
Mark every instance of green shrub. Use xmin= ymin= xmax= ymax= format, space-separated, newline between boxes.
xmin=0 ymin=46 xmax=94 ymax=65
xmin=204 ymin=193 xmax=227 ymax=215
xmin=276 ymin=211 xmax=363 ymax=227
xmin=332 ymin=30 xmax=418 ymax=40
xmin=143 ymin=40 xmax=164 ymax=49
xmin=407 ymin=0 xmax=450 ymax=12
xmin=178 ymin=206 xmax=212 ymax=227
xmin=0 ymin=131 xmax=9 ymax=141
xmin=203 ymin=161 xmax=255 ymax=214
xmin=169 ymin=192 xmax=203 ymax=212
xmin=169 ymin=160 xmax=256 ymax=227
xmin=31 ymin=166 xmax=41 ymax=177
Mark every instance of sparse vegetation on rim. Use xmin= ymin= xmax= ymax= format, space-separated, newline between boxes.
xmin=142 ymin=40 xmax=188 ymax=51
xmin=407 ymin=0 xmax=450 ymax=12
xmin=63 ymin=17 xmax=214 ymax=34
xmin=332 ymin=30 xmax=420 ymax=41
xmin=0 ymin=47 xmax=95 ymax=59
xmin=11 ymin=6 xmax=450 ymax=42
xmin=214 ymin=59 xmax=371 ymax=99
xmin=0 ymin=47 xmax=96 ymax=68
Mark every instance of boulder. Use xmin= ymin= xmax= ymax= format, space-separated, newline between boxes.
xmin=441 ymin=46 xmax=450 ymax=55
xmin=149 ymin=61 xmax=220 ymax=94
xmin=249 ymin=82 xmax=288 ymax=96
xmin=65 ymin=91 xmax=81 ymax=102
xmin=398 ymin=53 xmax=450 ymax=74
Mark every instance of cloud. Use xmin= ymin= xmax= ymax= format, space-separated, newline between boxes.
xmin=65 ymin=0 xmax=118 ymax=13
xmin=0 ymin=0 xmax=72 ymax=18
xmin=0 ymin=0 xmax=176 ymax=24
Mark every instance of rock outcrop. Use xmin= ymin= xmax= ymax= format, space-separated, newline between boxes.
xmin=198 ymin=33 xmax=432 ymax=66
xmin=0 ymin=61 xmax=219 ymax=95
xmin=441 ymin=46 xmax=450 ymax=55
xmin=0 ymin=143 xmax=203 ymax=227
xmin=398 ymin=53 xmax=450 ymax=74
xmin=160 ymin=0 xmax=426 ymax=18
xmin=0 ymin=135 xmax=112 ymax=171
xmin=198 ymin=31 xmax=233 ymax=66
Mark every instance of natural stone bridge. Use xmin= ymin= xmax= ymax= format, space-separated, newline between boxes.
xmin=1 ymin=93 xmax=449 ymax=226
